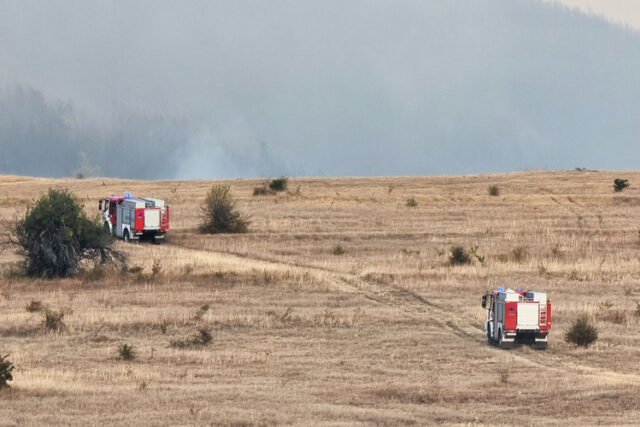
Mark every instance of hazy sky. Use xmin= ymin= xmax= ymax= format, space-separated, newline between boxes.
xmin=1 ymin=0 xmax=640 ymax=178
xmin=544 ymin=0 xmax=640 ymax=30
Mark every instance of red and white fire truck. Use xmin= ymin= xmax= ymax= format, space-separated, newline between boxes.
xmin=99 ymin=193 xmax=169 ymax=242
xmin=482 ymin=288 xmax=551 ymax=350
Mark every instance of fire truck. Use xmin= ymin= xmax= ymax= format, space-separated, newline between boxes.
xmin=99 ymin=193 xmax=169 ymax=242
xmin=482 ymin=288 xmax=551 ymax=350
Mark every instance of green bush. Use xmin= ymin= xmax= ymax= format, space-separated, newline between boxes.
xmin=613 ymin=178 xmax=629 ymax=192
xmin=199 ymin=185 xmax=250 ymax=234
xmin=565 ymin=314 xmax=598 ymax=347
xmin=13 ymin=188 xmax=125 ymax=277
xmin=268 ymin=177 xmax=288 ymax=192
xmin=449 ymin=246 xmax=471 ymax=265
xmin=333 ymin=245 xmax=345 ymax=255
xmin=0 ymin=354 xmax=14 ymax=388
xmin=406 ymin=197 xmax=418 ymax=207
xmin=118 ymin=343 xmax=135 ymax=361
xmin=488 ymin=185 xmax=500 ymax=196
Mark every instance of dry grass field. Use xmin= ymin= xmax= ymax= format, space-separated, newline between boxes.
xmin=2 ymin=170 xmax=640 ymax=425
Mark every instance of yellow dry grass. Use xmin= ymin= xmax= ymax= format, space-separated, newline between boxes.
xmin=2 ymin=170 xmax=640 ymax=425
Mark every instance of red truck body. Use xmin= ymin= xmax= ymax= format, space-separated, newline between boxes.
xmin=482 ymin=288 xmax=551 ymax=349
xmin=100 ymin=194 xmax=169 ymax=242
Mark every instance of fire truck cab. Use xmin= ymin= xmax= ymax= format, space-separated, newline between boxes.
xmin=482 ymin=288 xmax=551 ymax=350
xmin=99 ymin=194 xmax=169 ymax=242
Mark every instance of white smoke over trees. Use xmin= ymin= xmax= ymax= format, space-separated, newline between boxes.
xmin=1 ymin=0 xmax=639 ymax=178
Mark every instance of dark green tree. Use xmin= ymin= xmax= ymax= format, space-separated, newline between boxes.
xmin=613 ymin=178 xmax=629 ymax=192
xmin=13 ymin=188 xmax=125 ymax=277
xmin=199 ymin=185 xmax=250 ymax=234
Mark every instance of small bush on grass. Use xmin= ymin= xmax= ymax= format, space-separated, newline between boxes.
xmin=406 ymin=197 xmax=417 ymax=207
xmin=511 ymin=246 xmax=527 ymax=263
xmin=199 ymin=185 xmax=250 ymax=234
xmin=44 ymin=309 xmax=68 ymax=333
xmin=118 ymin=343 xmax=135 ymax=361
xmin=614 ymin=178 xmax=629 ymax=192
xmin=26 ymin=300 xmax=44 ymax=312
xmin=151 ymin=259 xmax=162 ymax=276
xmin=12 ymin=188 xmax=125 ymax=278
xmin=171 ymin=328 xmax=213 ymax=348
xmin=488 ymin=185 xmax=500 ymax=196
xmin=333 ymin=245 xmax=345 ymax=255
xmin=268 ymin=177 xmax=288 ymax=192
xmin=194 ymin=304 xmax=210 ymax=321
xmin=449 ymin=246 xmax=471 ymax=265
xmin=252 ymin=185 xmax=271 ymax=196
xmin=193 ymin=329 xmax=212 ymax=346
xmin=0 ymin=354 xmax=15 ymax=388
xmin=469 ymin=245 xmax=485 ymax=265
xmin=565 ymin=314 xmax=598 ymax=347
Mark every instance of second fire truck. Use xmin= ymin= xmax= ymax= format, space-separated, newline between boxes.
xmin=482 ymin=288 xmax=551 ymax=350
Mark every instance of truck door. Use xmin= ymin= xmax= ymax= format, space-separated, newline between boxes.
xmin=488 ymin=295 xmax=496 ymax=339
xmin=109 ymin=201 xmax=117 ymax=225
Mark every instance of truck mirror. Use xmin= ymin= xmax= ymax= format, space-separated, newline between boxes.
xmin=481 ymin=294 xmax=487 ymax=308
xmin=98 ymin=200 xmax=102 ymax=211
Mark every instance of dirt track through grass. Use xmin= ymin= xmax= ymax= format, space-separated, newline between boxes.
xmin=3 ymin=171 xmax=640 ymax=424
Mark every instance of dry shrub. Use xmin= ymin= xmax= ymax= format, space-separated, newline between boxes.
xmin=488 ymin=185 xmax=500 ymax=196
xmin=194 ymin=304 xmax=210 ymax=321
xmin=26 ymin=300 xmax=44 ymax=312
xmin=406 ymin=197 xmax=418 ymax=207
xmin=44 ymin=309 xmax=68 ymax=333
xmin=199 ymin=185 xmax=250 ymax=234
xmin=151 ymin=259 xmax=162 ymax=276
xmin=0 ymin=354 xmax=14 ymax=389
xmin=252 ymin=185 xmax=271 ymax=196
xmin=171 ymin=328 xmax=213 ymax=348
xmin=565 ymin=314 xmax=598 ymax=347
xmin=511 ymin=246 xmax=527 ymax=263
xmin=449 ymin=246 xmax=471 ymax=265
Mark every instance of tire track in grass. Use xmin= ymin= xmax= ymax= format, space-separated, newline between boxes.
xmin=159 ymin=240 xmax=640 ymax=386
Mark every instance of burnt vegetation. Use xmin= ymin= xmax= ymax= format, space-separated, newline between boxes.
xmin=10 ymin=188 xmax=125 ymax=278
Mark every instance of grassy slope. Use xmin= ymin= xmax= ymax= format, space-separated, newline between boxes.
xmin=1 ymin=170 xmax=640 ymax=425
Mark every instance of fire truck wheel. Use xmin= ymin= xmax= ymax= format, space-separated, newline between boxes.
xmin=534 ymin=342 xmax=547 ymax=350
xmin=123 ymin=229 xmax=130 ymax=242
xmin=487 ymin=327 xmax=494 ymax=345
